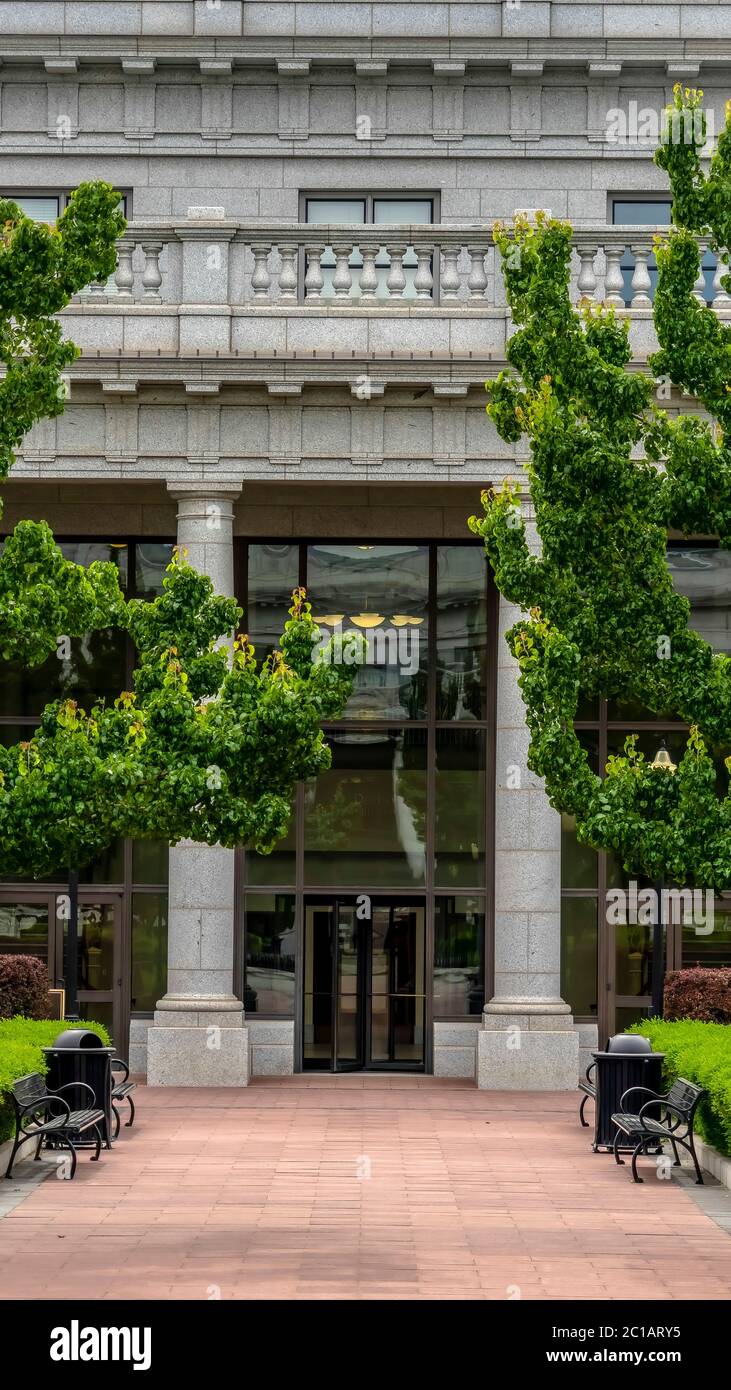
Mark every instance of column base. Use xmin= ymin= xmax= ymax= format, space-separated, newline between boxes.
xmin=146 ymin=995 xmax=249 ymax=1087
xmin=475 ymin=1002 xmax=579 ymax=1091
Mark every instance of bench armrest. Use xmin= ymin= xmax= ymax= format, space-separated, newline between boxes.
xmin=619 ymin=1085 xmax=666 ymax=1112
xmin=19 ymin=1095 xmax=71 ymax=1128
xmin=111 ymin=1058 xmax=130 ymax=1082
xmin=50 ymin=1081 xmax=97 ymax=1105
xmin=584 ymin=1061 xmax=597 ymax=1084
xmin=639 ymin=1098 xmax=690 ymax=1132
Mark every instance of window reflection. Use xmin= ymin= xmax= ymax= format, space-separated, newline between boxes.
xmin=247 ymin=543 xmax=299 ymax=664
xmin=668 ymin=547 xmax=731 ymax=656
xmin=435 ymin=728 xmax=486 ymax=887
xmin=134 ymin=543 xmax=174 ymax=598
xmin=131 ymin=892 xmax=167 ymax=1012
xmin=436 ymin=545 xmax=488 ymax=720
xmin=304 ymin=729 xmax=427 ymax=886
xmin=433 ymin=896 xmax=484 ymax=1016
xmin=245 ymin=893 xmax=296 ymax=1015
xmin=561 ymin=898 xmax=598 ymax=1017
xmin=307 ymin=544 xmax=429 ymax=719
xmin=0 ymin=542 xmax=128 ymax=716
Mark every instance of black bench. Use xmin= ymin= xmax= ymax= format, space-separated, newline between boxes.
xmin=578 ymin=1059 xmax=597 ymax=1127
xmin=111 ymin=1058 xmax=136 ymax=1140
xmin=611 ymin=1077 xmax=706 ymax=1184
xmin=4 ymin=1072 xmax=106 ymax=1180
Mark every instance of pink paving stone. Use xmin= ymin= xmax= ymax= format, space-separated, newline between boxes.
xmin=0 ymin=1077 xmax=730 ymax=1301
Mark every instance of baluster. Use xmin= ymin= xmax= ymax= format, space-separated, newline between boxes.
xmin=713 ymin=251 xmax=731 ymax=308
xmin=413 ymin=243 xmax=434 ymax=301
xmin=114 ymin=238 xmax=135 ymax=301
xmin=141 ymin=242 xmax=163 ymax=302
xmin=85 ymin=278 xmax=108 ymax=301
xmin=386 ymin=244 xmax=407 ymax=300
xmin=603 ymin=242 xmax=625 ymax=308
xmin=277 ymin=243 xmax=298 ymax=303
xmin=576 ymin=242 xmax=598 ymax=302
xmin=332 ymin=242 xmax=353 ymax=299
xmin=359 ymin=241 xmax=379 ymax=301
xmin=440 ymin=244 xmax=461 ymax=304
xmin=304 ymin=244 xmax=324 ymax=301
xmin=466 ymin=244 xmax=487 ymax=301
xmin=630 ymin=243 xmax=652 ymax=309
xmin=251 ymin=243 xmax=272 ymax=300
xmin=693 ymin=247 xmax=707 ymax=304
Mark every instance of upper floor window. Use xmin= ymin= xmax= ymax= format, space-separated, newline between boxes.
xmin=304 ymin=194 xmax=436 ymax=301
xmin=612 ymin=197 xmax=715 ymax=306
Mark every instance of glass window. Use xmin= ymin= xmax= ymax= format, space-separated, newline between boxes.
xmin=561 ymin=897 xmax=598 ymax=1017
xmin=668 ymin=547 xmax=731 ymax=656
xmin=1 ymin=195 xmax=60 ymax=223
xmin=246 ymin=794 xmax=296 ymax=886
xmin=436 ymin=544 xmax=488 ymax=720
xmin=305 ymin=195 xmax=434 ymax=300
xmin=613 ymin=198 xmax=715 ymax=305
xmin=245 ymin=893 xmax=296 ymax=1016
xmin=0 ymin=901 xmax=49 ymax=962
xmin=433 ymin=895 xmax=485 ymax=1016
xmin=307 ymin=543 xmax=429 ymax=719
xmin=682 ymin=899 xmax=731 ymax=970
xmin=435 ymin=729 xmax=486 ymax=887
xmin=80 ymin=838 xmax=125 ymax=885
xmin=131 ymin=892 xmax=167 ymax=1013
xmin=134 ymin=543 xmax=175 ymax=598
xmin=246 ymin=543 xmax=299 ymax=665
xmin=304 ymin=729 xmax=427 ymax=887
xmin=0 ymin=542 xmax=128 ymax=717
xmin=132 ymin=840 xmax=169 ymax=885
xmin=561 ymin=733 xmax=599 ymax=889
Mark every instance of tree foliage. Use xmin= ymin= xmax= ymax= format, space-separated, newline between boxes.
xmin=470 ymin=87 xmax=731 ymax=888
xmin=0 ymin=186 xmax=363 ymax=877
xmin=0 ymin=566 xmax=362 ymax=878
xmin=0 ymin=184 xmax=127 ymax=664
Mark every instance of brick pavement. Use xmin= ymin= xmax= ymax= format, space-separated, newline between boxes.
xmin=1 ymin=1075 xmax=730 ymax=1301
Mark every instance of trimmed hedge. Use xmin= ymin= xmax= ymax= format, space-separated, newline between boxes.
xmin=664 ymin=967 xmax=731 ymax=1024
xmin=0 ymin=1016 xmax=111 ymax=1145
xmin=630 ymin=1018 xmax=731 ymax=1158
xmin=0 ymin=955 xmax=50 ymax=1020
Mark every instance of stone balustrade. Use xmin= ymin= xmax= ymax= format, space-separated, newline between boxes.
xmin=72 ymin=220 xmax=731 ymax=312
xmin=61 ymin=219 xmax=731 ymax=371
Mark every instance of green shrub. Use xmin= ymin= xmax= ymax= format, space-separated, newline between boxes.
xmin=0 ymin=1017 xmax=111 ymax=1144
xmin=629 ymin=1019 xmax=731 ymax=1158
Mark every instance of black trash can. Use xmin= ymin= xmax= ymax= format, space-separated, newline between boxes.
xmin=42 ymin=1029 xmax=115 ymax=1149
xmin=591 ymin=1036 xmax=664 ymax=1152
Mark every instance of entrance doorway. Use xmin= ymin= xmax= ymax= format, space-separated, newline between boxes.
xmin=0 ymin=889 xmax=125 ymax=1049
xmin=303 ymin=897 xmax=426 ymax=1071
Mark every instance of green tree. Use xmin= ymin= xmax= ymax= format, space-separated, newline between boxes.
xmin=470 ymin=87 xmax=731 ymax=888
xmin=0 ymin=184 xmax=127 ymax=663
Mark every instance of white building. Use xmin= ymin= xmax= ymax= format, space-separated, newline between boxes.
xmin=1 ymin=0 xmax=730 ymax=1086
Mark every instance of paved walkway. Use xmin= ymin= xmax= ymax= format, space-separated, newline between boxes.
xmin=2 ymin=1076 xmax=731 ymax=1300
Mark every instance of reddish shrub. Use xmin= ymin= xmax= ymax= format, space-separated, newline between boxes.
xmin=664 ymin=967 xmax=731 ymax=1024
xmin=0 ymin=955 xmax=51 ymax=1020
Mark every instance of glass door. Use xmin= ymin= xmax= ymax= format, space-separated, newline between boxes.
xmin=58 ymin=893 xmax=125 ymax=1049
xmin=367 ymin=902 xmax=425 ymax=1069
xmin=303 ymin=899 xmax=365 ymax=1071
xmin=302 ymin=897 xmax=425 ymax=1071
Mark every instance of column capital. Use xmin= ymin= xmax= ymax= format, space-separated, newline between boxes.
xmin=166 ymin=481 xmax=242 ymax=503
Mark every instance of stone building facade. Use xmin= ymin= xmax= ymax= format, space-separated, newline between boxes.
xmin=1 ymin=0 xmax=730 ymax=1088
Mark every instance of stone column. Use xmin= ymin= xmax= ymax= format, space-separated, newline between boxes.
xmin=477 ymin=514 xmax=579 ymax=1089
xmin=146 ymin=483 xmax=250 ymax=1087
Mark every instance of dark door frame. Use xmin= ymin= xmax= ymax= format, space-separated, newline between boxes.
xmin=301 ymin=892 xmax=427 ymax=1074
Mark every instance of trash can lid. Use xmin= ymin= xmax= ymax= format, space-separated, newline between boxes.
xmin=607 ymin=1033 xmax=653 ymax=1053
xmin=51 ymin=1028 xmax=105 ymax=1049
